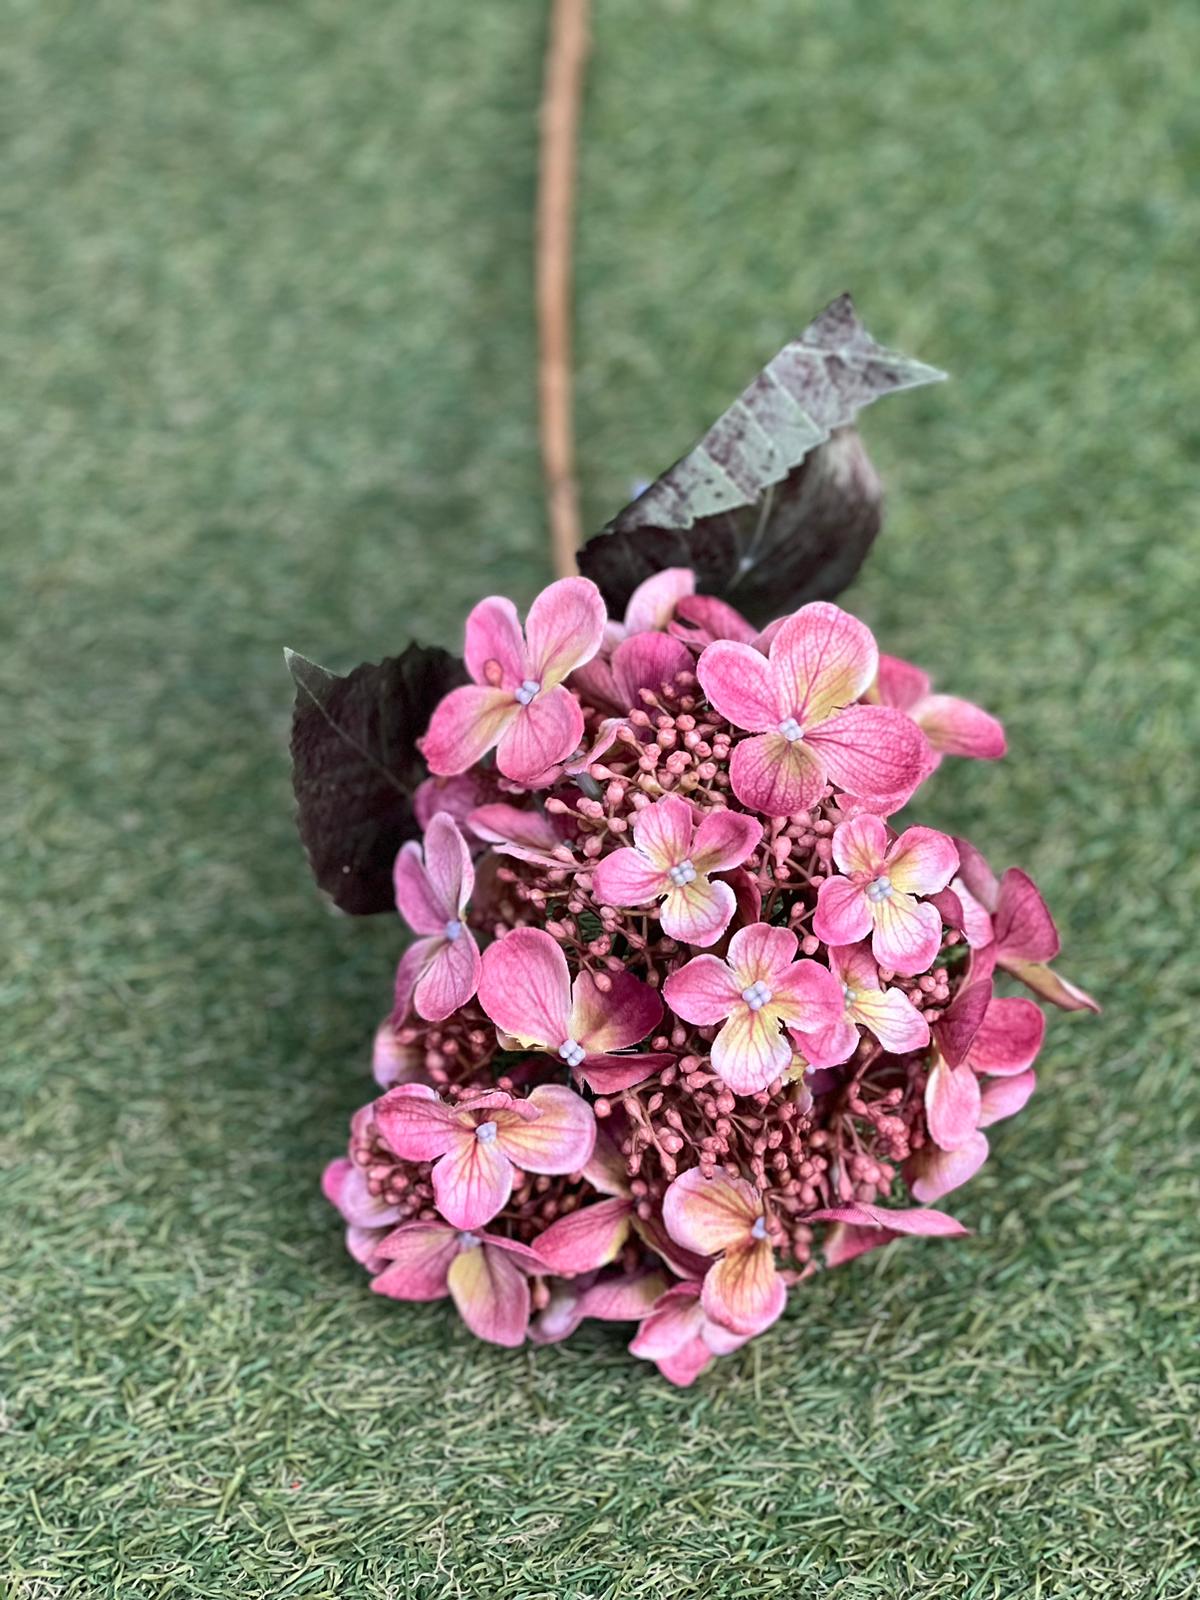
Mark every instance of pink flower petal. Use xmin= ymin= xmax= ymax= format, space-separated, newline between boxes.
xmin=953 ymin=837 xmax=1001 ymax=908
xmin=463 ymin=595 xmax=527 ymax=689
xmin=916 ymin=694 xmax=1007 ymax=760
xmin=950 ymin=876 xmax=995 ymax=948
xmin=870 ymin=891 xmax=943 ymax=976
xmin=907 ymin=1131 xmax=989 ymax=1202
xmin=370 ymin=1221 xmax=459 ymax=1301
xmin=582 ymin=1126 xmax=630 ymax=1197
xmin=372 ymin=1020 xmax=420 ymax=1088
xmin=612 ymin=632 xmax=693 ymax=711
xmin=431 ymin=1131 xmax=513 ymax=1229
xmin=770 ymin=602 xmax=878 ymax=728
xmin=1002 ymin=958 xmax=1101 ymax=1014
xmin=967 ymin=996 xmax=1045 ymax=1076
xmin=978 ymin=1069 xmax=1037 ymax=1126
xmin=532 ymin=1197 xmax=634 ymax=1274
xmin=770 ymin=957 xmax=844 ymax=1033
xmin=831 ymin=813 xmax=890 ymax=876
xmin=422 ymin=684 xmax=518 ymax=776
xmin=727 ymin=922 xmax=799 ymax=985
xmin=993 ymin=868 xmax=1061 ymax=963
xmin=414 ymin=772 xmax=490 ymax=831
xmin=831 ymin=941 xmax=882 ymax=991
xmin=702 ymin=1240 xmax=787 ymax=1336
xmin=663 ymin=1167 xmax=759 ymax=1255
xmin=491 ymin=1082 xmax=596 ymax=1174
xmin=624 ymin=567 xmax=695 ymax=633
xmin=806 ymin=1201 xmax=968 ymax=1236
xmin=392 ymin=843 xmax=448 ymax=935
xmin=421 ymin=813 xmax=474 ymax=913
xmin=573 ymin=1051 xmax=674 ymax=1095
xmin=813 ymin=875 xmax=873 ymax=947
xmin=729 ymin=732 xmax=826 ymax=816
xmin=690 ymin=808 xmax=762 ymax=874
xmin=392 ymin=937 xmax=433 ymax=1020
xmin=375 ymin=1085 xmax=464 ymax=1162
xmin=805 ymin=704 xmax=928 ymax=803
xmin=477 ymin=927 xmax=571 ymax=1048
xmin=411 ymin=928 xmax=481 ymax=1022
xmin=590 ymin=846 xmax=669 ymax=908
xmin=631 ymin=792 xmax=696 ymax=870
xmin=663 ymin=954 xmax=741 ymax=1026
xmin=467 ymin=802 xmax=563 ymax=858
xmin=850 ymin=984 xmax=931 ymax=1054
xmin=524 ymin=576 xmax=607 ymax=687
xmin=323 ymin=1159 xmax=406 ymax=1230
xmin=629 ymin=1283 xmax=706 ymax=1360
xmin=795 ymin=1015 xmax=859 ymax=1070
xmin=447 ymin=1241 xmax=530 ymax=1347
xmin=672 ymin=593 xmax=759 ymax=647
xmin=660 ymin=876 xmax=737 ymax=946
xmin=696 ymin=640 xmax=781 ymax=731
xmin=579 ymin=1270 xmax=669 ymax=1322
xmin=823 ymin=1221 xmax=900 ymax=1267
xmin=570 ymin=968 xmax=663 ymax=1053
xmin=711 ymin=1005 xmax=794 ymax=1094
xmin=875 ymin=653 xmax=930 ymax=713
xmin=495 ymin=685 xmax=584 ymax=786
xmin=925 ymin=1060 xmax=983 ymax=1150
xmin=886 ymin=826 xmax=959 ymax=896
xmin=932 ymin=980 xmax=994 ymax=1068
xmin=656 ymin=1338 xmax=717 ymax=1386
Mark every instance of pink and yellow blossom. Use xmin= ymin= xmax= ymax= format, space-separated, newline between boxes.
xmin=391 ymin=811 xmax=481 ymax=1022
xmin=662 ymin=1167 xmax=788 ymax=1337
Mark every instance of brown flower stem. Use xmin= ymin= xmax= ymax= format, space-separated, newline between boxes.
xmin=536 ymin=0 xmax=590 ymax=579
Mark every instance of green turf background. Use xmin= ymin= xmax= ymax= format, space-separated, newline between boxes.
xmin=3 ymin=2 xmax=1198 ymax=1595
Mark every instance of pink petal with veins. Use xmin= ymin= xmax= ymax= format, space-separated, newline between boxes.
xmin=769 ymin=602 xmax=878 ymax=728
xmin=875 ymin=653 xmax=930 ymax=712
xmin=629 ymin=1283 xmax=706 ymax=1361
xmin=795 ymin=1015 xmax=859 ymax=1070
xmin=412 ymin=928 xmax=481 ymax=1022
xmin=967 ymin=996 xmax=1045 ymax=1075
xmin=993 ymin=868 xmax=1061 ymax=963
xmin=477 ymin=927 xmax=571 ymax=1047
xmin=805 ymin=704 xmax=928 ymax=803
xmin=690 ymin=808 xmax=762 ymax=874
xmin=623 ymin=566 xmax=695 ymax=633
xmin=570 ymin=968 xmax=663 ymax=1053
xmin=463 ymin=595 xmax=526 ymax=688
xmin=663 ymin=954 xmax=741 ymax=1026
xmin=831 ymin=813 xmax=889 ymax=876
xmin=916 ymin=694 xmax=1006 ymax=760
xmin=494 ymin=685 xmax=583 ymax=786
xmin=631 ymin=792 xmax=695 ymax=870
xmin=711 ymin=1006 xmax=794 ymax=1094
xmin=730 ymin=731 xmax=827 ymax=816
xmin=771 ymin=957 xmax=844 ymax=1032
xmin=702 ymin=1240 xmax=786 ymax=1336
xmin=870 ymin=892 xmax=943 ymax=976
xmin=806 ymin=1201 xmax=968 ymax=1236
xmin=953 ymin=838 xmax=1001 ymax=909
xmin=660 ymin=876 xmax=737 ymax=946
xmin=370 ymin=1221 xmax=459 ymax=1301
xmin=612 ymin=631 xmax=693 ymax=710
xmin=852 ymin=985 xmax=931 ymax=1053
xmin=727 ymin=922 xmax=799 ymax=984
xmin=447 ymin=1241 xmax=531 ymax=1347
xmin=532 ymin=1197 xmax=633 ymax=1274
xmin=422 ymin=684 xmax=518 ymax=776
xmin=978 ymin=1069 xmax=1037 ymax=1126
xmin=574 ymin=1051 xmax=674 ymax=1095
xmin=696 ymin=639 xmax=780 ymax=730
xmin=374 ymin=1084 xmax=463 ymax=1162
xmin=392 ymin=843 xmax=450 ymax=935
xmin=524 ymin=576 xmax=607 ymax=687
xmin=907 ymin=1132 xmax=989 ymax=1202
xmin=813 ymin=876 xmax=873 ymax=947
xmin=886 ymin=826 xmax=959 ymax=895
xmin=932 ymin=980 xmax=994 ymax=1068
xmin=672 ymin=592 xmax=759 ymax=647
xmin=663 ymin=1167 xmax=759 ymax=1255
xmin=431 ymin=1132 xmax=513 ymax=1229
xmin=591 ymin=846 xmax=671 ymax=907
xmin=488 ymin=1083 xmax=595 ymax=1174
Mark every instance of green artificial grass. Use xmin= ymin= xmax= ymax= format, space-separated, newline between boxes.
xmin=3 ymin=1 xmax=1198 ymax=1594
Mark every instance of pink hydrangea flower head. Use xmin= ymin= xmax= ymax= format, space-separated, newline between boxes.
xmin=370 ymin=1219 xmax=542 ymax=1347
xmin=695 ymin=601 xmax=928 ymax=816
xmin=374 ymin=1081 xmax=595 ymax=1231
xmin=421 ymin=576 xmax=606 ymax=785
xmin=663 ymin=924 xmax=843 ymax=1095
xmin=629 ymin=1280 xmax=753 ymax=1387
xmin=477 ymin=926 xmax=672 ymax=1094
xmin=813 ymin=814 xmax=959 ymax=976
xmin=800 ymin=942 xmax=931 ymax=1069
xmin=391 ymin=812 xmax=482 ymax=1022
xmin=590 ymin=793 xmax=762 ymax=947
xmin=875 ymin=653 xmax=1007 ymax=764
xmin=662 ymin=1167 xmax=788 ymax=1337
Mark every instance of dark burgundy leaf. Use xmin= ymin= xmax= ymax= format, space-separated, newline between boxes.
xmin=286 ymin=643 xmax=466 ymax=915
xmin=578 ymin=294 xmax=944 ymax=625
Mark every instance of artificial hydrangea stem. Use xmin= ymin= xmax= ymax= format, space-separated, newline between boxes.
xmin=537 ymin=0 xmax=589 ymax=579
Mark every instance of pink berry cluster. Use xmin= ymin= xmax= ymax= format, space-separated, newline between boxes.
xmin=322 ymin=570 xmax=1096 ymax=1384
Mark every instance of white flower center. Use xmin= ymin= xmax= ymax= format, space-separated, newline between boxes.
xmin=866 ymin=874 xmax=894 ymax=903
xmin=750 ymin=1216 xmax=768 ymax=1241
xmin=444 ymin=918 xmax=463 ymax=941
xmin=515 ymin=678 xmax=541 ymax=706
xmin=741 ymin=981 xmax=773 ymax=1012
xmin=842 ymin=984 xmax=858 ymax=1009
xmin=777 ymin=716 xmax=803 ymax=742
xmin=457 ymin=1231 xmax=481 ymax=1249
xmin=558 ymin=1038 xmax=586 ymax=1068
xmin=475 ymin=1120 xmax=498 ymax=1144
xmin=668 ymin=858 xmax=697 ymax=888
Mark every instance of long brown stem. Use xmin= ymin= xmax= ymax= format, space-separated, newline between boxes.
xmin=536 ymin=0 xmax=590 ymax=579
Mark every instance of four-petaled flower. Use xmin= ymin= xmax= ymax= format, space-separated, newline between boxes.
xmin=422 ymin=576 xmax=606 ymax=786
xmin=696 ymin=601 xmax=927 ymax=816
xmin=370 ymin=1219 xmax=542 ymax=1347
xmin=591 ymin=793 xmax=762 ymax=947
xmin=477 ymin=927 xmax=673 ymax=1095
xmin=801 ymin=942 xmax=931 ymax=1069
xmin=813 ymin=814 xmax=959 ymax=976
xmin=629 ymin=1280 xmax=753 ymax=1387
xmin=374 ymin=1082 xmax=595 ymax=1231
xmin=662 ymin=1167 xmax=788 ymax=1337
xmin=663 ymin=924 xmax=843 ymax=1095
xmin=873 ymin=653 xmax=1006 ymax=767
xmin=392 ymin=812 xmax=481 ymax=1022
